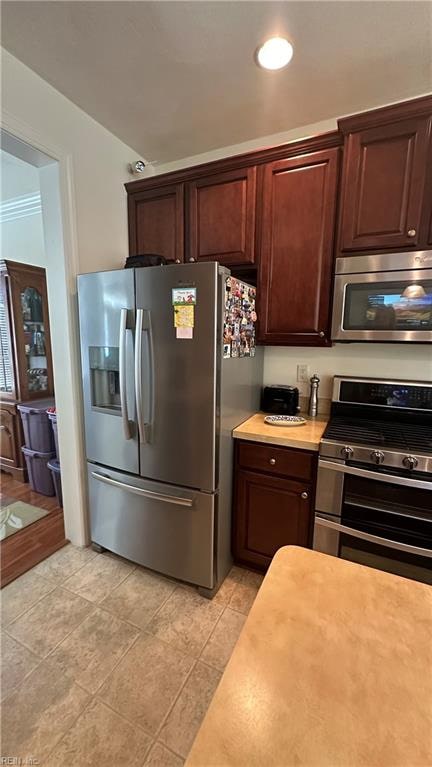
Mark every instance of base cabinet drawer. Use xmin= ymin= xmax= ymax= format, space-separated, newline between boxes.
xmin=237 ymin=440 xmax=314 ymax=481
xmin=233 ymin=467 xmax=313 ymax=571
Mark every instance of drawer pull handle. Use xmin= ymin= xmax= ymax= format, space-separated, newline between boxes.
xmin=407 ymin=228 xmax=416 ymax=238
xmin=269 ymin=458 xmax=276 ymax=465
xmin=300 ymin=491 xmax=309 ymax=499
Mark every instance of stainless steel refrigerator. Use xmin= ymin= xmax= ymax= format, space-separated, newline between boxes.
xmin=77 ymin=262 xmax=262 ymax=596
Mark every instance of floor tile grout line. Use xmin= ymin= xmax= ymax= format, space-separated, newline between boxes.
xmin=2 ymin=577 xmax=57 ymax=628
xmin=38 ymin=686 xmax=97 ymax=765
xmin=1 ymin=601 xmax=99 ymax=692
xmin=60 ymin=557 xmax=136 ymax=602
xmin=153 ymin=657 xmax=199 ymax=747
xmin=151 ymin=739 xmax=187 ymax=764
xmin=94 ymin=690 xmax=156 ymax=740
xmin=197 ymin=600 xmax=229 ymax=660
xmin=82 ymin=624 xmax=143 ymax=697
xmin=29 ymin=544 xmax=99 ymax=585
xmin=0 ymin=632 xmax=47 ymax=704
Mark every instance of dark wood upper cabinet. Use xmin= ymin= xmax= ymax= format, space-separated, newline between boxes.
xmin=338 ymin=97 xmax=432 ymax=254
xmin=257 ymin=147 xmax=339 ymax=346
xmin=127 ymin=183 xmax=184 ymax=263
xmin=186 ymin=167 xmax=256 ymax=266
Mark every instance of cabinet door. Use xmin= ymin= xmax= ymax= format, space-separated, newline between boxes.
xmin=258 ymin=148 xmax=339 ymax=345
xmin=0 ymin=406 xmax=17 ymax=466
xmin=187 ymin=167 xmax=256 ymax=266
xmin=0 ymin=274 xmax=16 ymax=401
xmin=8 ymin=264 xmax=54 ymax=401
xmin=339 ymin=117 xmax=431 ymax=251
xmin=128 ymin=183 xmax=184 ymax=263
xmin=233 ymin=468 xmax=312 ymax=570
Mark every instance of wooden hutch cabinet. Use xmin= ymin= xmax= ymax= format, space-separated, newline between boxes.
xmin=0 ymin=261 xmax=54 ymax=479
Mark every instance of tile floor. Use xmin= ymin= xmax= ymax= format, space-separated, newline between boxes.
xmin=1 ymin=544 xmax=263 ymax=766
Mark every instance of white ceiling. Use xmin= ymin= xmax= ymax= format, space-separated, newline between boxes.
xmin=2 ymin=1 xmax=431 ymax=163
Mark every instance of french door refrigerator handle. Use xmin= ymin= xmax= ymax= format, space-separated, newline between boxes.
xmin=91 ymin=471 xmax=193 ymax=507
xmin=315 ymin=516 xmax=432 ymax=558
xmin=119 ymin=308 xmax=131 ymax=440
xmin=143 ymin=309 xmax=155 ymax=443
xmin=134 ymin=308 xmax=146 ymax=444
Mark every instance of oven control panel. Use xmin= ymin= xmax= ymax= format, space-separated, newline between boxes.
xmin=336 ymin=379 xmax=432 ymax=411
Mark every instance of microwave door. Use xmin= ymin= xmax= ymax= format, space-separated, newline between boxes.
xmin=78 ymin=269 xmax=139 ymax=474
xmin=332 ymin=268 xmax=432 ymax=342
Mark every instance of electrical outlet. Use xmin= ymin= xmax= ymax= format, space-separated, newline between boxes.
xmin=297 ymin=364 xmax=310 ymax=383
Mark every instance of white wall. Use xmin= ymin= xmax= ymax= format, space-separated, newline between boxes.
xmin=1 ymin=149 xmax=46 ymax=266
xmin=1 ymin=49 xmax=139 ymax=545
xmin=146 ymin=93 xmax=432 ymax=392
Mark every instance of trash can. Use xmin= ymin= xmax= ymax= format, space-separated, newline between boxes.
xmin=18 ymin=398 xmax=55 ymax=453
xmin=47 ymin=458 xmax=63 ymax=507
xmin=47 ymin=409 xmax=59 ymax=460
xmin=22 ymin=446 xmax=55 ymax=496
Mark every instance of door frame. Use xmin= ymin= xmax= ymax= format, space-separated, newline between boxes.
xmin=1 ymin=111 xmax=88 ymax=546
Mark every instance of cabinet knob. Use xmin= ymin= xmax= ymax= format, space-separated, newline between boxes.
xmin=188 ymin=258 xmax=196 ymax=263
xmin=318 ymin=331 xmax=325 ymax=338
xmin=407 ymin=229 xmax=416 ymax=238
xmin=174 ymin=259 xmax=181 ymax=264
xmin=269 ymin=458 xmax=276 ymax=465
xmin=300 ymin=491 xmax=309 ymax=499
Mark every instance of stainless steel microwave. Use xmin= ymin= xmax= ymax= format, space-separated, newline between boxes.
xmin=331 ymin=251 xmax=432 ymax=342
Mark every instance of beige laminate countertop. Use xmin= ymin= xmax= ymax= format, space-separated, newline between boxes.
xmin=186 ymin=547 xmax=432 ymax=767
xmin=233 ymin=413 xmax=328 ymax=451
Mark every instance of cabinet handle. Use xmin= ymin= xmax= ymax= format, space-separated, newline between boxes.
xmin=300 ymin=491 xmax=309 ymax=499
xmin=407 ymin=229 xmax=416 ymax=238
xmin=269 ymin=458 xmax=276 ymax=465
xmin=174 ymin=259 xmax=181 ymax=264
xmin=188 ymin=258 xmax=196 ymax=263
xmin=319 ymin=331 xmax=325 ymax=338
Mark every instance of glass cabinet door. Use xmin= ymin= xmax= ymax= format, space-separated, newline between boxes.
xmin=0 ymin=279 xmax=15 ymax=397
xmin=20 ymin=286 xmax=49 ymax=393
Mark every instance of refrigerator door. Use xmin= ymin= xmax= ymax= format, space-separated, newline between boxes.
xmin=135 ymin=262 xmax=219 ymax=491
xmin=88 ymin=462 xmax=215 ymax=588
xmin=78 ymin=269 xmax=138 ymax=474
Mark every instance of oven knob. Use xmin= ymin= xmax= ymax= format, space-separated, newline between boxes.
xmin=340 ymin=446 xmax=354 ymax=460
xmin=402 ymin=455 xmax=418 ymax=471
xmin=370 ymin=450 xmax=385 ymax=465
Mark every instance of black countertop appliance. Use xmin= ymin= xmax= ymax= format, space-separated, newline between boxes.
xmin=261 ymin=385 xmax=300 ymax=415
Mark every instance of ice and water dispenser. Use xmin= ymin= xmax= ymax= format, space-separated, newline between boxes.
xmin=89 ymin=346 xmax=121 ymax=412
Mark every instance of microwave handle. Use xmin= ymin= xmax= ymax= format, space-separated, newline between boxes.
xmin=315 ymin=516 xmax=432 ymax=559
xmin=319 ymin=459 xmax=432 ymax=491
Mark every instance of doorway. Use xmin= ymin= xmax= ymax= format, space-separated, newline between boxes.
xmin=0 ymin=140 xmax=68 ymax=584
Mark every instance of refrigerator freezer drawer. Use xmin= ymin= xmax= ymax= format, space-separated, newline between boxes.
xmin=87 ymin=463 xmax=215 ymax=589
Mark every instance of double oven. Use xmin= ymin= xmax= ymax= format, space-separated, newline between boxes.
xmin=313 ymin=378 xmax=432 ymax=585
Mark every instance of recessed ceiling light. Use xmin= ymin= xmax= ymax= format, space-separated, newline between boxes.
xmin=255 ymin=37 xmax=293 ymax=71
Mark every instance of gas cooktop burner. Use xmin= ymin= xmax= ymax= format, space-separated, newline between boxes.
xmin=324 ymin=418 xmax=432 ymax=454
xmin=320 ymin=377 xmax=432 ymax=475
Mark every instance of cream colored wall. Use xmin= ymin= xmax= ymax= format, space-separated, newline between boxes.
xmin=264 ymin=345 xmax=432 ymax=401
xmin=1 ymin=49 xmax=139 ymax=545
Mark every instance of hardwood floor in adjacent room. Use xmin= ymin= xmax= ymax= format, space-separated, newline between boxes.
xmin=1 ymin=472 xmax=67 ymax=587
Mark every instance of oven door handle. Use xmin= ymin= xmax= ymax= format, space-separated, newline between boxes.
xmin=315 ymin=516 xmax=432 ymax=559
xmin=319 ymin=459 xmax=432 ymax=491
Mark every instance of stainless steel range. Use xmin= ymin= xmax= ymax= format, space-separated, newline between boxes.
xmin=313 ymin=377 xmax=432 ymax=585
